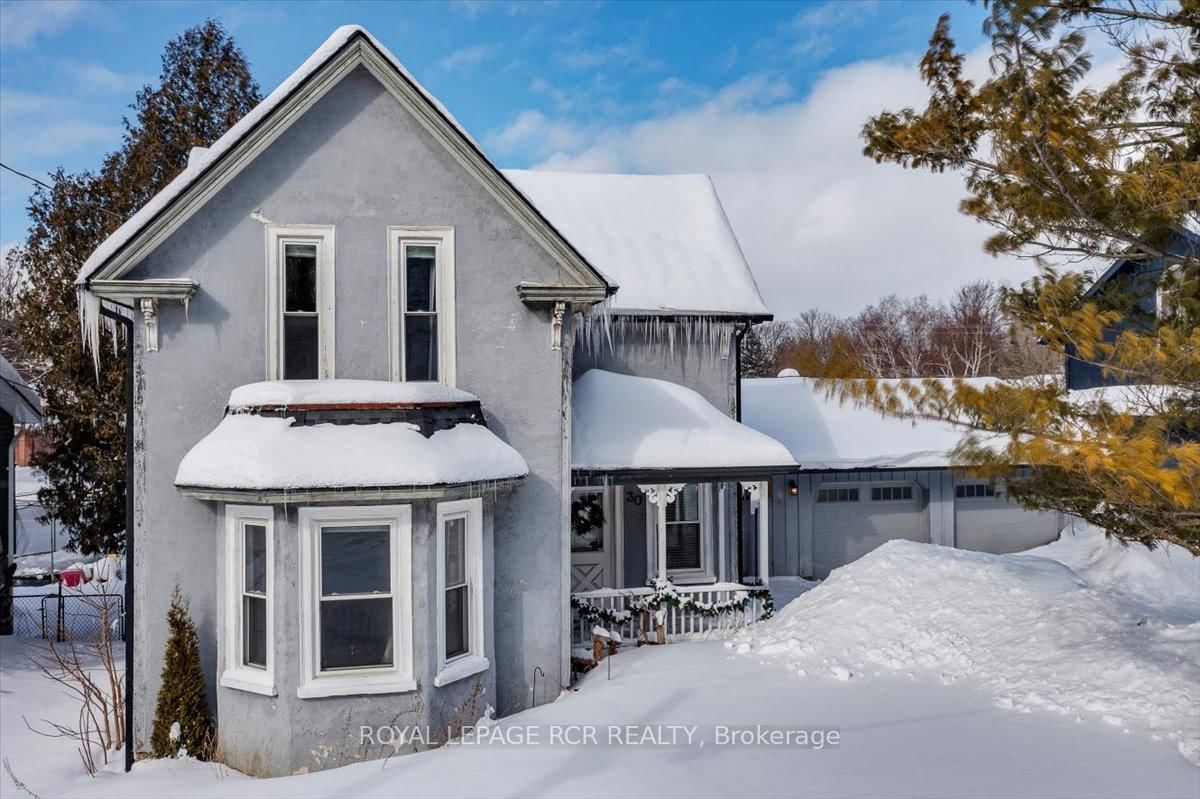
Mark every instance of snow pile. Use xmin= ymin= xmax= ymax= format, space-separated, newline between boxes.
xmin=732 ymin=532 xmax=1200 ymax=763
xmin=175 ymin=415 xmax=527 ymax=491
xmin=572 ymin=369 xmax=796 ymax=471
xmin=227 ymin=379 xmax=476 ymax=409
xmin=504 ymin=170 xmax=768 ymax=315
xmin=741 ymin=376 xmax=997 ymax=469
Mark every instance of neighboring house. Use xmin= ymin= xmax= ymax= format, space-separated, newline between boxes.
xmin=1066 ymin=228 xmax=1199 ymax=390
xmin=75 ymin=26 xmax=794 ymax=776
xmin=2 ymin=354 xmax=43 ymax=635
xmin=741 ymin=376 xmax=1062 ymax=579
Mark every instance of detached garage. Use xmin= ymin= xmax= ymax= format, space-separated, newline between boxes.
xmin=741 ymin=376 xmax=1062 ymax=579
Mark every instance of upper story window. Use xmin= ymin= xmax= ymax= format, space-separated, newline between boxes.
xmin=389 ymin=227 xmax=456 ymax=385
xmin=267 ymin=226 xmax=334 ymax=380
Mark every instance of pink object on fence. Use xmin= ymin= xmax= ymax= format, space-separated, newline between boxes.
xmin=59 ymin=569 xmax=86 ymax=588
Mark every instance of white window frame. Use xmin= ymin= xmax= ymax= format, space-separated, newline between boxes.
xmin=955 ymin=481 xmax=1000 ymax=500
xmin=868 ymin=482 xmax=919 ymax=503
xmin=388 ymin=226 xmax=456 ymax=386
xmin=815 ymin=484 xmax=863 ymax=504
xmin=266 ymin=225 xmax=335 ymax=380
xmin=435 ymin=498 xmax=487 ymax=687
xmin=297 ymin=505 xmax=414 ymax=698
xmin=220 ymin=505 xmax=275 ymax=696
xmin=646 ymin=483 xmax=714 ymax=584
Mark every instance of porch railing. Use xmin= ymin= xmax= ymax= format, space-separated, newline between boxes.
xmin=571 ymin=583 xmax=764 ymax=647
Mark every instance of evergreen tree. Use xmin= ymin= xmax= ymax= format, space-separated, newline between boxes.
xmin=9 ymin=21 xmax=260 ymax=554
xmin=150 ymin=587 xmax=213 ymax=760
xmin=741 ymin=327 xmax=772 ymax=378
xmin=844 ymin=0 xmax=1199 ymax=550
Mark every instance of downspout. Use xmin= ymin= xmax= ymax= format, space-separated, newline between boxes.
xmin=99 ymin=303 xmax=135 ymax=773
xmin=733 ymin=322 xmax=747 ymax=581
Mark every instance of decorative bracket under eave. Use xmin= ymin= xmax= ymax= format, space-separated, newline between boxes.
xmin=87 ymin=278 xmax=199 ymax=353
xmin=515 ymin=282 xmax=612 ymax=351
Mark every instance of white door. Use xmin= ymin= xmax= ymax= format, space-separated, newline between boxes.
xmin=954 ymin=482 xmax=1061 ymax=554
xmin=570 ymin=488 xmax=615 ymax=592
xmin=811 ymin=482 xmax=927 ymax=578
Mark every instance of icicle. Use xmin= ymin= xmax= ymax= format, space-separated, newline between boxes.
xmin=77 ymin=287 xmax=102 ymax=377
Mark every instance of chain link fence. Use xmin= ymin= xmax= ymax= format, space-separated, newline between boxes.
xmin=11 ymin=593 xmax=125 ymax=642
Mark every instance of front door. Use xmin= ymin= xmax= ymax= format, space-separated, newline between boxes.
xmin=570 ymin=488 xmax=614 ymax=592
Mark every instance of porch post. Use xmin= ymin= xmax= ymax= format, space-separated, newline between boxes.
xmin=639 ymin=484 xmax=684 ymax=582
xmin=741 ymin=481 xmax=770 ymax=586
xmin=757 ymin=480 xmax=770 ymax=587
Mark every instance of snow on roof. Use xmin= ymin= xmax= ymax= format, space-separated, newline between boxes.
xmin=228 ymin=379 xmax=476 ymax=409
xmin=77 ymin=25 xmax=478 ymax=284
xmin=1 ymin=354 xmax=42 ymax=424
xmin=741 ymin=376 xmax=986 ymax=470
xmin=175 ymin=414 xmax=527 ymax=492
xmin=572 ymin=369 xmax=795 ymax=472
xmin=504 ymin=170 xmax=769 ymax=316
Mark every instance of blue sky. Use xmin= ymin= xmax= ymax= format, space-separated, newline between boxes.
xmin=1 ymin=0 xmax=1008 ymax=316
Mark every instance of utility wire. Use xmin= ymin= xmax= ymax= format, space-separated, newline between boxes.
xmin=0 ymin=161 xmax=124 ymax=221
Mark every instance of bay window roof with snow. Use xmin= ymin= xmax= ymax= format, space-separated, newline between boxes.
xmin=175 ymin=380 xmax=528 ymax=503
xmin=571 ymin=369 xmax=797 ymax=481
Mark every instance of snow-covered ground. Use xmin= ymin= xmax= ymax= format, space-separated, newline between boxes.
xmin=2 ymin=524 xmax=1197 ymax=798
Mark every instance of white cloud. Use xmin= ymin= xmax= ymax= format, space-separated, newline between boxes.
xmin=0 ymin=88 xmax=121 ymax=161
xmin=58 ymin=61 xmax=145 ymax=94
xmin=438 ymin=43 xmax=502 ymax=73
xmin=510 ymin=51 xmax=1049 ymax=318
xmin=0 ymin=0 xmax=84 ymax=47
xmin=488 ymin=110 xmax=585 ymax=160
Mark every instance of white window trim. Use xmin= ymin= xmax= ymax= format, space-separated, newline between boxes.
xmin=266 ymin=225 xmax=335 ymax=380
xmin=297 ymin=505 xmax=414 ymax=698
xmin=646 ymin=483 xmax=714 ymax=585
xmin=867 ymin=481 xmax=920 ymax=504
xmin=955 ymin=480 xmax=1002 ymax=500
xmin=220 ymin=505 xmax=275 ymax=696
xmin=388 ymin=226 xmax=456 ymax=386
xmin=815 ymin=482 xmax=865 ymax=504
xmin=434 ymin=497 xmax=487 ymax=687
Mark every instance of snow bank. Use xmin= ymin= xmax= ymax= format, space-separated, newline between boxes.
xmin=504 ymin=170 xmax=768 ymax=315
xmin=227 ymin=379 xmax=476 ymax=409
xmin=741 ymin=376 xmax=996 ymax=469
xmin=732 ymin=532 xmax=1200 ymax=763
xmin=175 ymin=415 xmax=527 ymax=491
xmin=572 ymin=369 xmax=796 ymax=471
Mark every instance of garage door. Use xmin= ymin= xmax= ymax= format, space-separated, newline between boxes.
xmin=812 ymin=483 xmax=928 ymax=578
xmin=954 ymin=483 xmax=1060 ymax=554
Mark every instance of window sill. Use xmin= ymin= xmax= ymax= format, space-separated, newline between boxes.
xmin=668 ymin=571 xmax=717 ymax=586
xmin=297 ymin=673 xmax=417 ymax=699
xmin=434 ymin=654 xmax=489 ymax=688
xmin=220 ymin=668 xmax=276 ymax=697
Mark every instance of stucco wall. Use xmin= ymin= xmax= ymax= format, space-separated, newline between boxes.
xmin=125 ymin=66 xmax=573 ymax=762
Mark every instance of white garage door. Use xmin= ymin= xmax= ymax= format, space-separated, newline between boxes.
xmin=954 ymin=483 xmax=1060 ymax=554
xmin=812 ymin=483 xmax=928 ymax=578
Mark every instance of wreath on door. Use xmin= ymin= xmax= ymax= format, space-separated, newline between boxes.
xmin=571 ymin=494 xmax=606 ymax=537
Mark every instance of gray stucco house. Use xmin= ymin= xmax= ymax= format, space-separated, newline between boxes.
xmin=75 ymin=26 xmax=796 ymax=776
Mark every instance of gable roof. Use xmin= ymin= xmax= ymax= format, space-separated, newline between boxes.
xmin=1 ymin=354 xmax=42 ymax=425
xmin=505 ymin=170 xmax=770 ymax=317
xmin=77 ymin=26 xmax=610 ymax=295
xmin=1085 ymin=227 xmax=1200 ymax=297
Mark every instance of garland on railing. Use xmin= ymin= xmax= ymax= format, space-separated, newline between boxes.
xmin=571 ymin=579 xmax=774 ymax=626
xmin=570 ymin=595 xmax=632 ymax=626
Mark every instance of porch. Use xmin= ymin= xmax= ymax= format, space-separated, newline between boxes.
xmin=571 ymin=581 xmax=769 ymax=646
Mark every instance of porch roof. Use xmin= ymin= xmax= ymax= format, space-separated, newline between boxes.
xmin=571 ymin=369 xmax=797 ymax=479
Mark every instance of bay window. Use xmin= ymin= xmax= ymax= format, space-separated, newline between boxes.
xmin=221 ymin=506 xmax=274 ymax=695
xmin=389 ymin=227 xmax=456 ymax=385
xmin=435 ymin=498 xmax=487 ymax=687
xmin=298 ymin=506 xmax=413 ymax=698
